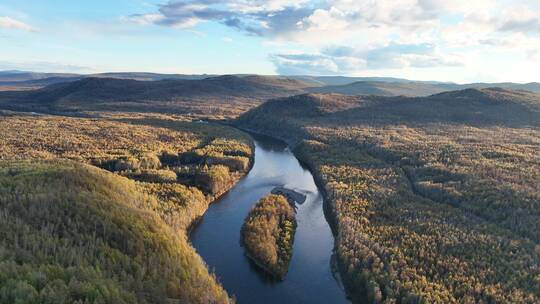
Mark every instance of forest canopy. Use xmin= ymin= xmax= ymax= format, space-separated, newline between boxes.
xmin=0 ymin=113 xmax=255 ymax=304
xmin=241 ymin=194 xmax=297 ymax=279
xmin=0 ymin=160 xmax=230 ymax=303
xmin=237 ymin=89 xmax=540 ymax=303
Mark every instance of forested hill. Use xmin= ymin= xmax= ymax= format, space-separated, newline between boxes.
xmin=0 ymin=160 xmax=230 ymax=303
xmin=26 ymin=75 xmax=309 ymax=102
xmin=0 ymin=75 xmax=311 ymax=116
xmin=239 ymin=88 xmax=540 ymax=133
xmin=0 ymin=112 xmax=257 ymax=303
xmin=306 ymin=80 xmax=458 ymax=96
xmin=236 ymin=88 xmax=540 ymax=303
xmin=306 ymin=80 xmax=540 ymax=96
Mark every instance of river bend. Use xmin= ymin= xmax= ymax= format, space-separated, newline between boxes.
xmin=190 ymin=133 xmax=349 ymax=303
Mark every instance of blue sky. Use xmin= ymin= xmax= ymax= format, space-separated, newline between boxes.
xmin=1 ymin=0 xmax=539 ymax=83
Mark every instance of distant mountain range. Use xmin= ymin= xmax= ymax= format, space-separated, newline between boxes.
xmin=0 ymin=70 xmax=416 ymax=85
xmin=0 ymin=70 xmax=538 ymax=117
xmin=0 ymin=70 xmax=218 ymax=90
xmin=2 ymin=70 xmax=539 ymax=96
xmin=306 ymin=80 xmax=540 ymax=97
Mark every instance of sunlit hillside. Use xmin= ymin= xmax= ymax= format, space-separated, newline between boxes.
xmin=237 ymin=88 xmax=540 ymax=303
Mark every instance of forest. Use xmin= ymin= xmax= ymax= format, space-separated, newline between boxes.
xmin=241 ymin=194 xmax=297 ymax=279
xmin=0 ymin=112 xmax=253 ymax=303
xmin=237 ymin=89 xmax=540 ymax=303
xmin=1 ymin=85 xmax=539 ymax=303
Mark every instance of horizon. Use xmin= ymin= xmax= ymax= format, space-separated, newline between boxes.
xmin=2 ymin=69 xmax=540 ymax=86
xmin=1 ymin=1 xmax=539 ymax=83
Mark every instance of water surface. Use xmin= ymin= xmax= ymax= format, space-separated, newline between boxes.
xmin=190 ymin=133 xmax=349 ymax=303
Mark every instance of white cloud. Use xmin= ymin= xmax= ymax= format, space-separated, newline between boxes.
xmin=271 ymin=53 xmax=342 ymax=75
xmin=298 ymin=7 xmax=348 ymax=31
xmin=127 ymin=0 xmax=540 ymax=79
xmin=498 ymin=6 xmax=540 ymax=34
xmin=125 ymin=13 xmax=165 ymax=25
xmin=229 ymin=0 xmax=310 ymax=13
xmin=529 ymin=49 xmax=540 ymax=62
xmin=0 ymin=16 xmax=35 ymax=31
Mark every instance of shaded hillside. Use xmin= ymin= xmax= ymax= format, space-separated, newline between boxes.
xmin=241 ymin=89 xmax=540 ymax=131
xmin=2 ymin=70 xmax=538 ymax=99
xmin=290 ymin=76 xmax=416 ymax=86
xmin=0 ymin=76 xmax=83 ymax=89
xmin=237 ymin=88 xmax=540 ymax=303
xmin=307 ymin=80 xmax=540 ymax=97
xmin=16 ymin=75 xmax=310 ymax=102
xmin=307 ymin=81 xmax=459 ymax=96
xmin=464 ymin=82 xmax=540 ymax=92
xmin=0 ymin=75 xmax=311 ymax=116
xmin=0 ymin=160 xmax=230 ymax=303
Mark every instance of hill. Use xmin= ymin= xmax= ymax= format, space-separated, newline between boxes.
xmin=2 ymin=70 xmax=539 ymax=100
xmin=0 ymin=75 xmax=311 ymax=117
xmin=464 ymin=82 xmax=540 ymax=92
xmin=306 ymin=81 xmax=459 ymax=96
xmin=242 ymin=88 xmax=540 ymax=130
xmin=0 ymin=160 xmax=231 ymax=303
xmin=0 ymin=111 xmax=257 ymax=303
xmin=0 ymin=71 xmax=307 ymax=93
xmin=236 ymin=88 xmax=540 ymax=303
xmin=288 ymin=76 xmax=415 ymax=86
xmin=306 ymin=80 xmax=540 ymax=97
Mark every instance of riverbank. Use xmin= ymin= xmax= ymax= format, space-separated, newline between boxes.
xmin=189 ymin=133 xmax=349 ymax=303
xmin=231 ymin=125 xmax=348 ymax=284
xmin=0 ymin=112 xmax=258 ymax=303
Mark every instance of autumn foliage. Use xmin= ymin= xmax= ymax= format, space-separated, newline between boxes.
xmin=241 ymin=194 xmax=297 ymax=279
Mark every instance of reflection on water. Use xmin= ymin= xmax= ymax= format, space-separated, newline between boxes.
xmin=190 ymin=133 xmax=349 ymax=304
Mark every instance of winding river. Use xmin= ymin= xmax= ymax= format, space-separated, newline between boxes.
xmin=190 ymin=133 xmax=349 ymax=303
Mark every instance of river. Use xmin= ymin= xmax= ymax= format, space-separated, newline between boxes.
xmin=190 ymin=133 xmax=349 ymax=303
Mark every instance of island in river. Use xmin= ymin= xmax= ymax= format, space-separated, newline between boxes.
xmin=241 ymin=194 xmax=297 ymax=279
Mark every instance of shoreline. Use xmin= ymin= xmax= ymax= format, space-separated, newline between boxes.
xmin=227 ymin=124 xmax=350 ymax=300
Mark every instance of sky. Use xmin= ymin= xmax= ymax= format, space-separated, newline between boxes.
xmin=0 ymin=0 xmax=539 ymax=83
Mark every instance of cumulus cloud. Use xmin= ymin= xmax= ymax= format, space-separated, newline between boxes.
xmin=271 ymin=52 xmax=367 ymax=75
xmin=0 ymin=16 xmax=35 ymax=31
xmin=127 ymin=0 xmax=313 ymax=36
xmin=529 ymin=49 xmax=540 ymax=62
xmin=128 ymin=0 xmax=540 ymax=75
xmin=272 ymin=54 xmax=340 ymax=75
xmin=228 ymin=0 xmax=309 ymax=13
xmin=273 ymin=42 xmax=463 ymax=75
xmin=498 ymin=8 xmax=540 ymax=35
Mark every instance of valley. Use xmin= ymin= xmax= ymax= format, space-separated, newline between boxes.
xmin=0 ymin=75 xmax=539 ymax=303
xmin=2 ymin=1 xmax=539 ymax=303
xmin=236 ymin=90 xmax=540 ymax=303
